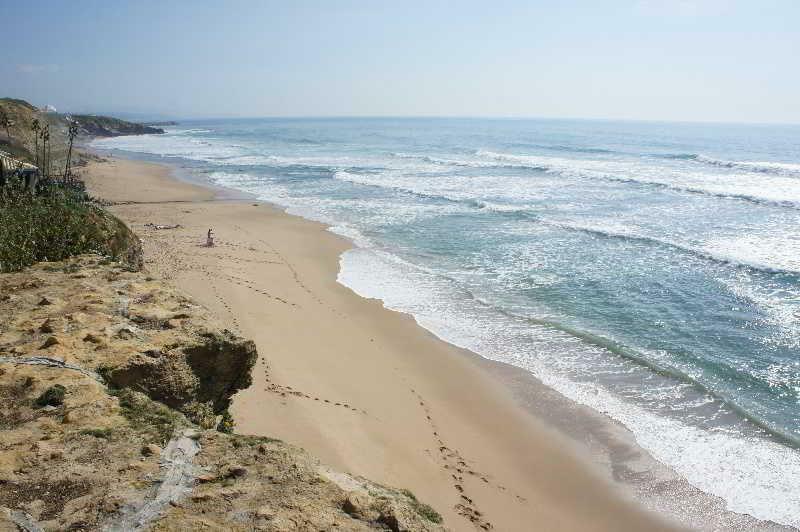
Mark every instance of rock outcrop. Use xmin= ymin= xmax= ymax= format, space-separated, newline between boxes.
xmin=71 ymin=115 xmax=165 ymax=137
xmin=106 ymin=329 xmax=256 ymax=421
xmin=0 ymin=256 xmax=445 ymax=531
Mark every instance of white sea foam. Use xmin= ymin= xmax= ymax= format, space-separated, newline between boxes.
xmin=722 ymin=269 xmax=800 ymax=351
xmin=474 ymin=150 xmax=800 ymax=207
xmin=95 ymin=125 xmax=800 ymax=527
xmin=94 ymin=134 xmax=800 ymax=209
xmin=337 ymin=246 xmax=800 ymax=528
xmin=539 ymin=217 xmax=800 ymax=275
xmin=92 ymin=132 xmax=244 ymax=162
xmin=703 ymin=233 xmax=800 ymax=278
xmin=694 ymin=155 xmax=800 ymax=177
xmin=335 ymin=168 xmax=800 ymax=275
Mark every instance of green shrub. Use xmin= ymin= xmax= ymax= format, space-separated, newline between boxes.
xmin=410 ymin=500 xmax=443 ymax=524
xmin=114 ymin=388 xmax=186 ymax=445
xmin=399 ymin=488 xmax=443 ymax=524
xmin=0 ymin=183 xmax=140 ymax=272
xmin=35 ymin=384 xmax=66 ymax=407
xmin=399 ymin=488 xmax=417 ymax=501
xmin=0 ymin=184 xmax=95 ymax=271
xmin=217 ymin=410 xmax=235 ymax=434
xmin=183 ymin=400 xmax=216 ymax=429
xmin=79 ymin=427 xmax=113 ymax=439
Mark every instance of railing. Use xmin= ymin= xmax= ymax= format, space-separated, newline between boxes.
xmin=0 ymin=150 xmax=38 ymax=172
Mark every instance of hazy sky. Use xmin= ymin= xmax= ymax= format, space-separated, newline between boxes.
xmin=1 ymin=0 xmax=798 ymax=122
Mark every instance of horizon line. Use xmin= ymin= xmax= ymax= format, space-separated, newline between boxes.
xmin=101 ymin=113 xmax=800 ymax=128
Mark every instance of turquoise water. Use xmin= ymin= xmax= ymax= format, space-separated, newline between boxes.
xmin=94 ymin=118 xmax=800 ymax=526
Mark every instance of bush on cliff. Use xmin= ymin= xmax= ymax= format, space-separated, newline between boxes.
xmin=0 ymin=183 xmax=143 ymax=272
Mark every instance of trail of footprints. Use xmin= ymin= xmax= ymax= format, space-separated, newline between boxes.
xmin=217 ymin=272 xmax=296 ymax=307
xmin=203 ymin=272 xmax=240 ymax=332
xmin=144 ymin=222 xmax=517 ymax=529
xmin=231 ymin=223 xmax=324 ymax=307
xmin=198 ymin=229 xmax=363 ymax=413
xmin=410 ymin=388 xmax=493 ymax=530
xmin=261 ymin=361 xmax=367 ymax=415
xmin=226 ymin=224 xmax=344 ymax=314
xmin=254 ymin=235 xmax=323 ymax=305
xmin=411 ymin=388 xmax=528 ymax=530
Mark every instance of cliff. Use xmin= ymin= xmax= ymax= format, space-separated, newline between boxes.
xmin=71 ymin=115 xmax=165 ymax=137
xmin=0 ymin=98 xmax=61 ymax=163
xmin=0 ymin=256 xmax=444 ymax=531
xmin=0 ymin=97 xmax=162 ymax=169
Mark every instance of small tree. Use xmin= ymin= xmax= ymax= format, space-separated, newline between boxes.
xmin=64 ymin=119 xmax=78 ymax=183
xmin=31 ymin=118 xmax=41 ymax=167
xmin=0 ymin=107 xmax=11 ymax=139
xmin=40 ymin=125 xmax=50 ymax=178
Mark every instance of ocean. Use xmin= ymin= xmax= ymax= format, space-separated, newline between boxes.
xmin=93 ymin=117 xmax=800 ymax=527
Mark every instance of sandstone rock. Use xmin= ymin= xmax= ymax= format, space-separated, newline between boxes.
xmin=342 ymin=492 xmax=377 ymax=520
xmin=83 ymin=333 xmax=102 ymax=343
xmin=0 ymin=507 xmax=13 ymax=527
xmin=40 ymin=335 xmax=60 ymax=349
xmin=37 ymin=297 xmax=52 ymax=306
xmin=222 ymin=464 xmax=248 ymax=478
xmin=20 ymin=499 xmax=44 ymax=520
xmin=141 ymin=443 xmax=162 ymax=457
xmin=0 ymin=256 xmax=445 ymax=532
xmin=255 ymin=505 xmax=274 ymax=519
xmin=102 ymin=496 xmax=122 ymax=513
xmin=39 ymin=319 xmax=54 ymax=333
xmin=378 ymin=505 xmax=403 ymax=532
xmin=107 ymin=330 xmax=257 ymax=417
xmin=61 ymin=494 xmax=94 ymax=518
xmin=114 ymin=327 xmax=135 ymax=340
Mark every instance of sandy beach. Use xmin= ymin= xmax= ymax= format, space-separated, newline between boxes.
xmin=80 ymin=155 xmax=688 ymax=531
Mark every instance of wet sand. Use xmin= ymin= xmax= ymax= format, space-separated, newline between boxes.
xmin=83 ymin=154 xmax=748 ymax=531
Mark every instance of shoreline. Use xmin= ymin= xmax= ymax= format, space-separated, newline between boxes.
xmin=82 ymin=151 xmax=785 ymax=531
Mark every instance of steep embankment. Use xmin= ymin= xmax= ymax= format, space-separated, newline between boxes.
xmin=0 ymin=98 xmax=64 ymax=163
xmin=0 ymin=97 xmax=164 ymax=168
xmin=71 ymin=115 xmax=164 ymax=137
xmin=0 ymin=189 xmax=144 ymax=273
xmin=0 ymin=255 xmax=444 ymax=531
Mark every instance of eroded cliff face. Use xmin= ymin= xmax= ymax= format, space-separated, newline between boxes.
xmin=0 ymin=256 xmax=445 ymax=531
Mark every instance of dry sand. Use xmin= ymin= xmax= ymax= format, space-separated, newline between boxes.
xmin=82 ymin=155 xmax=685 ymax=531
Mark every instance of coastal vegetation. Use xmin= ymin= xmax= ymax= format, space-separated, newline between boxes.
xmin=0 ymin=183 xmax=142 ymax=272
xmin=0 ymin=98 xmax=145 ymax=273
xmin=0 ymin=95 xmax=446 ymax=531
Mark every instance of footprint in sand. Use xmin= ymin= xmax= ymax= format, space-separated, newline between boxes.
xmin=203 ymin=273 xmax=240 ymax=331
xmin=261 ymin=362 xmax=366 ymax=415
xmin=410 ymin=388 xmax=494 ymax=530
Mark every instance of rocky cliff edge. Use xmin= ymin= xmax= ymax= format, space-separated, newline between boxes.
xmin=0 ymin=255 xmax=445 ymax=531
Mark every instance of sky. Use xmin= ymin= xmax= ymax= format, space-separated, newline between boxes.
xmin=1 ymin=0 xmax=798 ymax=123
